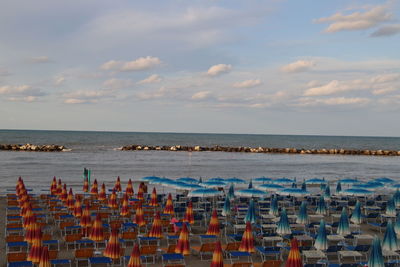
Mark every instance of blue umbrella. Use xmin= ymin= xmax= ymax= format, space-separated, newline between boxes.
xmin=224 ymin=177 xmax=246 ymax=184
xmin=305 ymin=178 xmax=326 ymax=185
xmin=392 ymin=184 xmax=400 ymax=189
xmin=340 ymin=188 xmax=373 ymax=196
xmin=368 ymin=236 xmax=384 ymax=267
xmin=339 ymin=178 xmax=359 ymax=185
xmin=337 ymin=207 xmax=350 ymax=236
xmin=201 ymin=180 xmax=227 ymax=188
xmin=269 ymin=196 xmax=279 ymax=216
xmin=235 ymin=188 xmax=267 ymax=198
xmin=382 ymin=220 xmax=399 ymax=251
xmin=150 ymin=177 xmax=173 ymax=185
xmin=198 ymin=177 xmax=203 ymax=183
xmin=222 ymin=196 xmax=231 ymax=216
xmin=386 ymin=197 xmax=396 ymax=216
xmin=393 ymin=190 xmax=400 ymax=207
xmin=227 ymin=184 xmax=235 ymax=199
xmin=301 ymin=181 xmax=307 ymax=191
xmin=375 ymin=177 xmax=395 ymax=184
xmin=188 ymin=188 xmax=222 ymax=197
xmin=315 ymin=196 xmax=327 ymax=215
xmin=175 ymin=183 xmax=203 ymax=191
xmin=254 ymin=177 xmax=272 ymax=183
xmin=277 ymin=188 xmax=309 ymax=197
xmin=296 ymin=201 xmax=309 ymax=224
xmin=141 ymin=176 xmax=161 ymax=182
xmin=272 ymin=178 xmax=294 ymax=185
xmin=256 ymin=184 xmax=284 ymax=192
xmin=314 ymin=219 xmax=328 ymax=250
xmin=320 ymin=183 xmax=326 ymax=190
xmin=336 ymin=182 xmax=342 ymax=194
xmin=208 ymin=178 xmax=225 ymax=182
xmin=276 ymin=208 xmax=291 ymax=235
xmin=245 ymin=199 xmax=257 ymax=224
xmin=177 ymin=177 xmax=198 ymax=184
xmin=248 ymin=179 xmax=253 ymax=189
xmin=395 ymin=213 xmax=400 ymax=235
xmin=353 ymin=181 xmax=384 ymax=190
xmin=350 ymin=200 xmax=362 ymax=224
xmin=324 ymin=184 xmax=331 ymax=200
xmin=291 ymin=182 xmax=297 ymax=188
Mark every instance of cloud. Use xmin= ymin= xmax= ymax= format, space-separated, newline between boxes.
xmin=0 ymin=85 xmax=46 ymax=97
xmin=233 ymin=79 xmax=262 ymax=88
xmin=137 ymin=74 xmax=162 ymax=84
xmin=7 ymin=96 xmax=38 ymax=103
xmin=100 ymin=56 xmax=161 ymax=72
xmin=136 ymin=86 xmax=168 ymax=100
xmin=207 ymin=64 xmax=232 ymax=76
xmin=372 ymin=87 xmax=396 ymax=95
xmin=297 ymin=97 xmax=370 ymax=107
xmin=315 ymin=4 xmax=392 ymax=33
xmin=54 ymin=76 xmax=65 ymax=86
xmin=371 ymin=24 xmax=400 ymax=37
xmin=281 ymin=60 xmax=315 ymax=73
xmin=29 ymin=56 xmax=51 ymax=63
xmin=370 ymin=73 xmax=400 ymax=84
xmin=63 ymin=89 xmax=114 ymax=104
xmin=191 ymin=91 xmax=212 ymax=100
xmin=102 ymin=78 xmax=134 ymax=90
xmin=304 ymin=80 xmax=366 ymax=96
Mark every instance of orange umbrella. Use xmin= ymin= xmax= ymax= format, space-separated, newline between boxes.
xmin=90 ymin=179 xmax=98 ymax=195
xmin=80 ymin=204 xmax=92 ymax=236
xmin=126 ymin=179 xmax=134 ymax=197
xmin=148 ymin=211 xmax=163 ymax=238
xmin=140 ymin=182 xmax=147 ymax=193
xmin=137 ymin=185 xmax=144 ymax=201
xmin=183 ymin=201 xmax=194 ymax=224
xmin=18 ymin=191 xmax=28 ymax=206
xmin=90 ymin=213 xmax=105 ymax=241
xmin=27 ymin=234 xmax=43 ymax=264
xmin=25 ymin=221 xmax=42 ymax=244
xmin=127 ymin=244 xmax=142 ymax=267
xmin=108 ymin=189 xmax=118 ymax=209
xmin=285 ymin=238 xmax=303 ymax=267
xmin=206 ymin=209 xmax=220 ymax=235
xmin=50 ymin=177 xmax=57 ymax=195
xmin=66 ymin=188 xmax=75 ymax=209
xmin=163 ymin=193 xmax=174 ymax=215
xmin=210 ymin=241 xmax=224 ymax=267
xmin=120 ymin=193 xmax=130 ymax=217
xmin=23 ymin=208 xmax=36 ymax=228
xmin=73 ymin=195 xmax=83 ymax=218
xmin=83 ymin=177 xmax=89 ymax=193
xmin=149 ymin=187 xmax=158 ymax=207
xmin=56 ymin=179 xmax=62 ymax=195
xmin=134 ymin=201 xmax=146 ymax=227
xmin=238 ymin=221 xmax=255 ymax=253
xmin=114 ymin=176 xmax=122 ymax=192
xmin=98 ymin=183 xmax=107 ymax=201
xmin=175 ymin=223 xmax=190 ymax=255
xmin=104 ymin=227 xmax=121 ymax=259
xmin=60 ymin=184 xmax=68 ymax=202
xmin=39 ymin=246 xmax=51 ymax=267
xmin=20 ymin=201 xmax=32 ymax=217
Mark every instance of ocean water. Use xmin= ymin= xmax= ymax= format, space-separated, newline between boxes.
xmin=1 ymin=130 xmax=400 ymax=191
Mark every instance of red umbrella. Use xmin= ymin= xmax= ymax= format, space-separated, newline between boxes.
xmin=114 ymin=176 xmax=122 ymax=192
xmin=90 ymin=179 xmax=98 ymax=195
xmin=83 ymin=177 xmax=89 ymax=193
xmin=183 ymin=201 xmax=194 ymax=224
xmin=73 ymin=195 xmax=83 ymax=218
xmin=285 ymin=238 xmax=303 ymax=267
xmin=238 ymin=221 xmax=255 ymax=253
xmin=60 ymin=184 xmax=68 ymax=202
xmin=108 ymin=189 xmax=118 ymax=209
xmin=20 ymin=201 xmax=32 ymax=217
xmin=134 ymin=201 xmax=146 ymax=227
xmin=127 ymin=244 xmax=142 ymax=267
xmin=137 ymin=185 xmax=144 ymax=201
xmin=98 ymin=183 xmax=107 ymax=201
xmin=149 ymin=187 xmax=158 ymax=207
xmin=23 ymin=208 xmax=36 ymax=228
xmin=27 ymin=233 xmax=43 ymax=264
xmin=80 ymin=204 xmax=92 ymax=237
xmin=25 ymin=221 xmax=42 ymax=244
xmin=163 ymin=193 xmax=174 ymax=215
xmin=175 ymin=223 xmax=190 ymax=255
xmin=104 ymin=227 xmax=121 ymax=259
xmin=206 ymin=209 xmax=220 ymax=235
xmin=66 ymin=188 xmax=75 ymax=209
xmin=50 ymin=177 xmax=57 ymax=195
xmin=38 ymin=246 xmax=51 ymax=267
xmin=148 ymin=211 xmax=163 ymax=238
xmin=90 ymin=213 xmax=105 ymax=241
xmin=210 ymin=241 xmax=224 ymax=267
xmin=120 ymin=193 xmax=130 ymax=217
xmin=126 ymin=179 xmax=134 ymax=197
xmin=56 ymin=179 xmax=62 ymax=195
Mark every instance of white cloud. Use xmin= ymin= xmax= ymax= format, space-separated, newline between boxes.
xmin=54 ymin=76 xmax=65 ymax=86
xmin=192 ymin=91 xmax=212 ymax=100
xmin=7 ymin=96 xmax=38 ymax=103
xmin=315 ymin=4 xmax=392 ymax=33
xmin=297 ymin=97 xmax=370 ymax=107
xmin=207 ymin=64 xmax=232 ymax=76
xmin=370 ymin=73 xmax=400 ymax=84
xmin=233 ymin=79 xmax=262 ymax=88
xmin=304 ymin=80 xmax=366 ymax=96
xmin=102 ymin=78 xmax=134 ymax=90
xmin=63 ymin=89 xmax=114 ymax=104
xmin=136 ymin=86 xmax=168 ymax=100
xmin=372 ymin=87 xmax=396 ymax=95
xmin=100 ymin=56 xmax=161 ymax=72
xmin=0 ymin=85 xmax=45 ymax=97
xmin=281 ymin=60 xmax=315 ymax=73
xmin=29 ymin=56 xmax=51 ymax=63
xmin=137 ymin=74 xmax=162 ymax=84
xmin=371 ymin=24 xmax=400 ymax=37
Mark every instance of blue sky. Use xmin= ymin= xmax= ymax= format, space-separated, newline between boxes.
xmin=1 ymin=0 xmax=400 ymax=136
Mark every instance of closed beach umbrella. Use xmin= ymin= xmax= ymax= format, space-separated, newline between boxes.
xmin=256 ymin=183 xmax=284 ymax=192
xmin=60 ymin=184 xmax=68 ymax=202
xmin=73 ymin=195 xmax=83 ymax=218
xmin=98 ymin=183 xmax=107 ymax=201
xmin=336 ymin=182 xmax=342 ymax=194
xmin=277 ymin=208 xmax=292 ymax=236
xmin=285 ymin=238 xmax=303 ymax=267
xmin=227 ymin=184 xmax=235 ymax=199
xmin=239 ymin=221 xmax=255 ymax=253
xmin=301 ymin=181 xmax=307 ymax=191
xmin=368 ymin=236 xmax=384 ymax=267
xmin=20 ymin=201 xmax=32 ymax=217
xmin=149 ymin=187 xmax=158 ymax=207
xmin=163 ymin=193 xmax=174 ymax=215
xmin=198 ymin=177 xmax=203 ymax=184
xmin=83 ymin=177 xmax=89 ymax=193
xmin=386 ymin=197 xmax=396 ymax=216
xmin=134 ymin=201 xmax=146 ymax=227
xmin=206 ymin=209 xmax=220 ymax=235
xmin=50 ymin=177 xmax=57 ymax=195
xmin=393 ymin=190 xmax=400 ymax=207
xmin=104 ymin=227 xmax=121 ymax=259
xmin=315 ymin=196 xmax=327 ymax=215
xmin=382 ymin=220 xmax=399 ymax=251
xmin=38 ymin=246 xmax=50 ymax=267
xmin=25 ymin=221 xmax=42 ymax=244
xmin=80 ymin=204 xmax=92 ymax=236
xmin=56 ymin=179 xmax=62 ymax=195
xmin=188 ymin=188 xmax=221 ymax=198
xmin=324 ymin=184 xmax=331 ymax=200
xmin=120 ymin=193 xmax=130 ymax=217
xmin=225 ymin=177 xmax=246 ymax=184
xmin=291 ymin=182 xmax=297 ymax=188
xmin=222 ymin=197 xmax=231 ymax=217
xmin=114 ymin=176 xmax=122 ymax=192
xmin=296 ymin=201 xmax=309 ymax=224
xmin=175 ymin=223 xmax=190 ymax=255
xmin=314 ymin=220 xmax=328 ymax=250
xmin=148 ymin=211 xmax=163 ymax=238
xmin=108 ymin=190 xmax=118 ymax=209
xmin=245 ymin=199 xmax=257 ymax=224
xmin=127 ymin=244 xmax=142 ymax=267
xmin=248 ymin=179 xmax=253 ymax=189
xmin=337 ymin=207 xmax=350 ymax=236
xmin=126 ymin=179 xmax=134 ymax=197
xmin=137 ymin=185 xmax=144 ymax=201
xmin=269 ymin=196 xmax=279 ymax=216
xmin=90 ymin=213 xmax=105 ymax=242
xmin=183 ymin=201 xmax=194 ymax=224
xmin=254 ymin=177 xmax=272 ymax=183
xmin=66 ymin=188 xmax=75 ymax=209
xmin=23 ymin=208 xmax=36 ymax=228
xmin=28 ymin=236 xmax=43 ymax=264
xmin=90 ymin=179 xmax=98 ymax=195
xmin=395 ymin=213 xmax=400 ymax=235
xmin=350 ymin=201 xmax=363 ymax=224
xmin=235 ymin=188 xmax=267 ymax=198
xmin=210 ymin=241 xmax=224 ymax=267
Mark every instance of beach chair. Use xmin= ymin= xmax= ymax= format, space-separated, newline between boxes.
xmin=325 ymin=245 xmax=342 ymax=261
xmin=6 ymin=236 xmax=24 ymax=242
xmin=140 ymin=245 xmax=158 ymax=264
xmin=253 ymin=260 xmax=282 ymax=267
xmin=161 ymin=244 xmax=177 ymax=253
xmin=162 ymin=253 xmax=185 ymax=266
xmin=256 ymin=246 xmax=281 ymax=261
xmin=7 ymin=252 xmax=27 ymax=263
xmin=51 ymin=259 xmax=72 ymax=267
xmin=48 ymin=250 xmax=58 ymax=260
xmin=223 ymin=242 xmax=241 ymax=256
xmin=7 ymin=261 xmax=33 ymax=267
xmin=121 ymin=231 xmax=137 ymax=246
xmin=223 ymin=263 xmax=253 ymax=267
xmin=65 ymin=233 xmax=82 ymax=250
xmin=74 ymin=248 xmax=94 ymax=267
xmin=88 ymin=257 xmax=112 ymax=267
xmin=191 ymin=243 xmax=216 ymax=260
xmin=368 ymin=221 xmax=386 ymax=233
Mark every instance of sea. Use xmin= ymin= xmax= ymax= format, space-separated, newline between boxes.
xmin=1 ymin=129 xmax=400 ymax=192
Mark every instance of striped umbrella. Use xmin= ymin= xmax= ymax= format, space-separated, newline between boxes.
xmin=38 ymin=246 xmax=50 ymax=267
xmin=50 ymin=177 xmax=57 ymax=195
xmin=134 ymin=201 xmax=146 ymax=227
xmin=98 ymin=183 xmax=107 ymax=201
xmin=73 ymin=195 xmax=83 ymax=218
xmin=227 ymin=184 xmax=235 ymax=199
xmin=148 ymin=211 xmax=163 ymax=238
xmin=27 ymin=233 xmax=43 ymax=264
xmin=80 ymin=204 xmax=92 ymax=237
xmin=337 ymin=207 xmax=350 ymax=236
xmin=368 ymin=236 xmax=384 ymax=267
xmin=269 ymin=196 xmax=279 ymax=216
xmin=90 ymin=179 xmax=98 ymax=195
xmin=66 ymin=188 xmax=75 ymax=209
xmin=291 ymin=182 xmax=297 ymax=188
xmin=137 ymin=184 xmax=144 ymax=201
xmin=104 ymin=227 xmax=121 ymax=259
xmin=222 ymin=197 xmax=231 ymax=217
xmin=315 ymin=196 xmax=327 ymax=215
xmin=395 ymin=213 xmax=400 ymax=235
xmin=210 ymin=241 xmax=224 ymax=267
xmin=285 ymin=238 xmax=303 ymax=267
xmin=324 ymin=184 xmax=331 ymax=200
xmin=127 ymin=244 xmax=142 ymax=267
xmin=163 ymin=193 xmax=174 ymax=215
xmin=301 ymin=181 xmax=307 ymax=191
xmin=60 ymin=184 xmax=68 ymax=202
xmin=56 ymin=179 xmax=62 ymax=195
xmin=149 ymin=187 xmax=158 ymax=207
xmin=314 ymin=220 xmax=328 ymax=250
xmin=350 ymin=201 xmax=362 ymax=224
xmin=245 ymin=199 xmax=257 ymax=224
xmin=25 ymin=221 xmax=42 ymax=244
xmin=183 ymin=201 xmax=194 ymax=224
xmin=277 ymin=208 xmax=292 ymax=236
xmin=114 ymin=176 xmax=122 ymax=192
xmin=382 ymin=220 xmax=399 ymax=251
xmin=90 ymin=213 xmax=105 ymax=242
xmin=238 ymin=221 xmax=255 ymax=253
xmin=126 ymin=179 xmax=134 ymax=197
xmin=296 ymin=201 xmax=309 ymax=224
xmin=175 ymin=223 xmax=190 ymax=255
xmin=108 ymin=190 xmax=118 ymax=209
xmin=20 ymin=201 xmax=31 ymax=217
xmin=83 ymin=177 xmax=89 ymax=193
xmin=206 ymin=209 xmax=220 ymax=235
xmin=23 ymin=208 xmax=36 ymax=228
xmin=120 ymin=193 xmax=130 ymax=217
xmin=386 ymin=197 xmax=396 ymax=216
xmin=336 ymin=182 xmax=342 ymax=194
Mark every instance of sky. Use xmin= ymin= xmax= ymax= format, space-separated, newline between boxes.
xmin=1 ymin=0 xmax=400 ymax=136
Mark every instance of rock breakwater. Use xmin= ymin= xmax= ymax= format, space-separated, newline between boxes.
xmin=0 ymin=144 xmax=68 ymax=152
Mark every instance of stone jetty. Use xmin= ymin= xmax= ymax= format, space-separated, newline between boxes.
xmin=0 ymin=144 xmax=68 ymax=152
xmin=119 ymin=144 xmax=400 ymax=156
